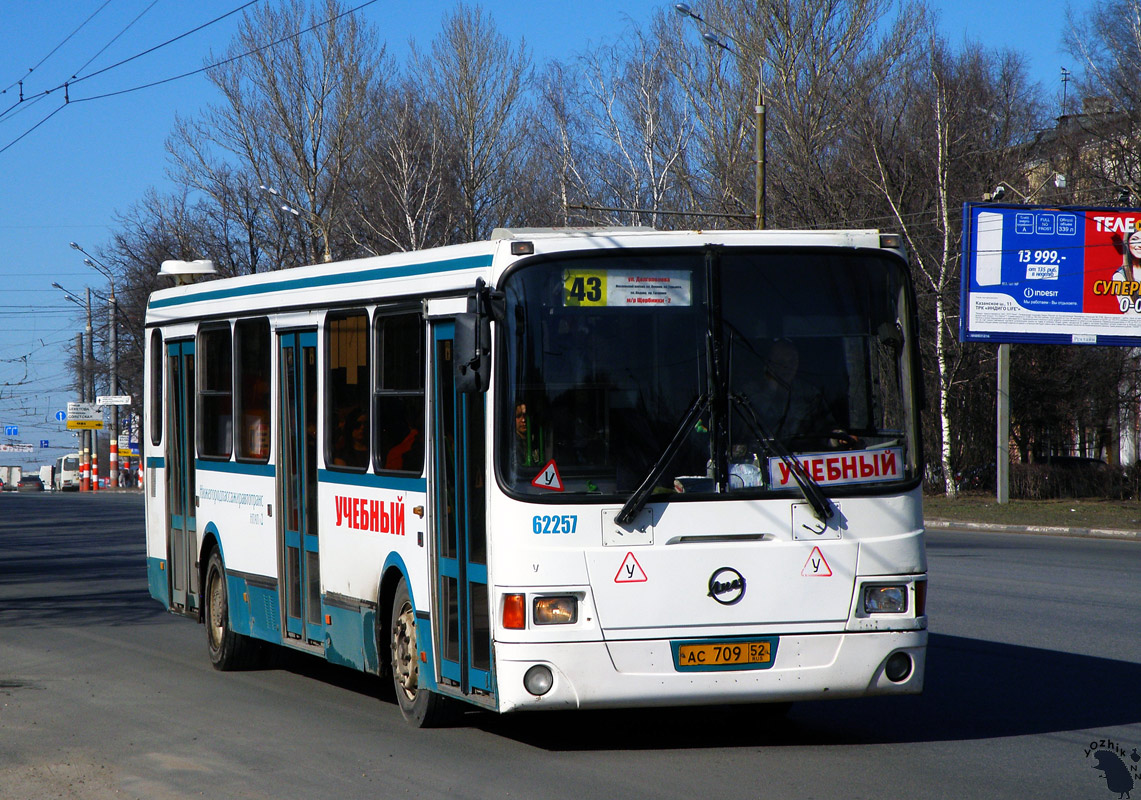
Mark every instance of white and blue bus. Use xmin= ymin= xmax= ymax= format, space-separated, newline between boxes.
xmin=54 ymin=453 xmax=81 ymax=491
xmin=143 ymin=228 xmax=927 ymax=726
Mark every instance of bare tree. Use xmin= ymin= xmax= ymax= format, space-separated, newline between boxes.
xmin=568 ymin=25 xmax=693 ymax=228
xmin=348 ymin=79 xmax=455 ymax=253
xmin=1063 ymin=0 xmax=1141 ymax=202
xmin=168 ymin=0 xmax=382 ymax=267
xmin=411 ymin=4 xmax=531 ymax=242
xmin=655 ymin=11 xmax=755 ymax=226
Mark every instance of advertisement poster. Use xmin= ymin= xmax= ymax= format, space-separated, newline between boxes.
xmin=960 ymin=202 xmax=1141 ymax=345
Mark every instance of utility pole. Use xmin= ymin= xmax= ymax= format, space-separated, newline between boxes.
xmin=75 ymin=332 xmax=86 ymax=491
xmin=755 ymin=70 xmax=765 ymax=230
xmin=86 ymin=288 xmax=97 ymax=492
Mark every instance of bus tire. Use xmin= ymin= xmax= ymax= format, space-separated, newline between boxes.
xmin=390 ymin=578 xmax=452 ymax=727
xmin=204 ymin=548 xmax=260 ymax=671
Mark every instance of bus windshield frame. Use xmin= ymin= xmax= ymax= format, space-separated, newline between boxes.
xmin=495 ymin=246 xmax=922 ymax=504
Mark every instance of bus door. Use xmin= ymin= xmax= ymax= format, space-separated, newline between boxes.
xmin=278 ymin=330 xmax=323 ymax=647
xmin=431 ymin=321 xmax=493 ymax=701
xmin=166 ymin=339 xmax=197 ymax=613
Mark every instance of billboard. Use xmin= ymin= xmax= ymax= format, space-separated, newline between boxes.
xmin=960 ymin=202 xmax=1141 ymax=346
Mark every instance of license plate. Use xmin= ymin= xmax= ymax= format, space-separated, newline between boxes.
xmin=673 ymin=637 xmax=778 ymax=672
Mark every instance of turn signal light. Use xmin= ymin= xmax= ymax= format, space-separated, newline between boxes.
xmin=914 ymin=579 xmax=927 ymax=617
xmin=503 ymin=593 xmax=526 ymax=629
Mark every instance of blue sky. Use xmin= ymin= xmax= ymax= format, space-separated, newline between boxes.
xmin=0 ymin=0 xmax=1077 ymax=469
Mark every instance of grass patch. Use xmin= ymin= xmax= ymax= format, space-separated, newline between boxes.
xmin=923 ymin=492 xmax=1141 ymax=531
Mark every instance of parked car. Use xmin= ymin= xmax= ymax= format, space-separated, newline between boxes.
xmin=17 ymin=474 xmax=44 ymax=492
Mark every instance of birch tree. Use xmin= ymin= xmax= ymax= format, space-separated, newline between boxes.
xmin=857 ymin=39 xmax=1042 ymax=493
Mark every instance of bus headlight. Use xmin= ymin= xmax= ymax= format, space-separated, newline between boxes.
xmin=533 ymin=596 xmax=578 ymax=625
xmin=863 ymin=584 xmax=907 ymax=614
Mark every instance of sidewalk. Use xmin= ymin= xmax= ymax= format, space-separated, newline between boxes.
xmin=924 ymin=517 xmax=1141 ymax=542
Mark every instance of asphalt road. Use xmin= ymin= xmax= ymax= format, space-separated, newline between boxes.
xmin=1 ymin=492 xmax=1138 ymax=799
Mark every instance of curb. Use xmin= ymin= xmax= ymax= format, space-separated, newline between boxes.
xmin=924 ymin=518 xmax=1141 ymax=542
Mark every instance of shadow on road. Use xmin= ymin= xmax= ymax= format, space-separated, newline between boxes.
xmin=0 ymin=493 xmax=161 ymax=627
xmin=473 ymin=633 xmax=1141 ymax=749
xmin=4 ymin=494 xmax=1136 ymax=748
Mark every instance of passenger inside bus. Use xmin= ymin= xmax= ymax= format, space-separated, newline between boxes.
xmin=513 ymin=403 xmax=543 ymax=468
xmin=332 ymin=408 xmax=369 ymax=468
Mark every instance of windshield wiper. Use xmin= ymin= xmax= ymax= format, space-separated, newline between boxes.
xmin=730 ymin=392 xmax=834 ymax=525
xmin=615 ymin=393 xmax=709 ymax=526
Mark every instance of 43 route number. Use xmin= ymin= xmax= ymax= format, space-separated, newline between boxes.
xmin=564 ymin=271 xmax=605 ymax=306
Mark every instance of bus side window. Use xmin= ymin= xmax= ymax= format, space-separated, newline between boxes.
xmin=235 ymin=318 xmax=271 ymax=461
xmin=327 ymin=310 xmax=371 ymax=470
xmin=198 ymin=325 xmax=233 ymax=459
xmin=149 ymin=329 xmax=163 ymax=447
xmin=375 ymin=311 xmax=424 ymax=474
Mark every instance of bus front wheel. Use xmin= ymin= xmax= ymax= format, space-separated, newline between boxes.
xmin=204 ymin=549 xmax=260 ymax=670
xmin=389 ymin=579 xmax=452 ymax=727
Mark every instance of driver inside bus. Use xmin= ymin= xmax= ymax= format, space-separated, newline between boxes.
xmin=739 ymin=338 xmax=856 ymax=448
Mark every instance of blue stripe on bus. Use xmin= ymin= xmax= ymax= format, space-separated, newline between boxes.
xmin=146 ymin=456 xmax=165 ymax=469
xmin=147 ymin=557 xmax=169 ymax=608
xmin=196 ymin=459 xmax=276 ymax=477
xmin=148 ymin=253 xmax=494 ymax=309
xmin=317 ymin=470 xmax=426 ymax=492
xmin=324 ymin=603 xmax=368 ymax=672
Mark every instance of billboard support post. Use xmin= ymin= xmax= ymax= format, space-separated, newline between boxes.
xmin=997 ymin=343 xmax=1010 ymax=504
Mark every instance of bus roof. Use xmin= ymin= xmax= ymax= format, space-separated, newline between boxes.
xmin=145 ymin=228 xmax=894 ymax=324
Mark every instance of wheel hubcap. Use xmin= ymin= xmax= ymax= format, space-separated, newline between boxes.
xmin=207 ymin=570 xmax=224 ymax=649
xmin=392 ymin=601 xmax=419 ymax=700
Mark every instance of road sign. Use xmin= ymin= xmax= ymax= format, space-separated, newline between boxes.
xmin=55 ymin=410 xmax=67 ymax=422
xmin=40 ymin=440 xmax=49 ymax=448
xmin=4 ymin=425 xmax=17 ymax=436
xmin=67 ymin=420 xmax=104 ymax=431
xmin=67 ymin=402 xmax=101 ymax=420
xmin=96 ymin=395 xmax=132 ymax=406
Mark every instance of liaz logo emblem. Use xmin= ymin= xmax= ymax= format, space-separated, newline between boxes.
xmin=707 ymin=567 xmax=746 ymax=605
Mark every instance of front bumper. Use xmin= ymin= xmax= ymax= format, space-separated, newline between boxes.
xmin=493 ymin=629 xmax=926 ymax=713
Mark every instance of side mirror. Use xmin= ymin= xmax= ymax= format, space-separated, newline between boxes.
xmin=455 ymin=312 xmax=490 ymax=393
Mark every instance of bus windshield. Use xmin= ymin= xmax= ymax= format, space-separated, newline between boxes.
xmin=498 ymin=247 xmax=920 ymax=500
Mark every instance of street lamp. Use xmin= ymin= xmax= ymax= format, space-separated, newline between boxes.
xmin=985 ymin=174 xmax=1067 ymax=203
xmin=258 ymin=183 xmax=333 ymax=262
xmin=674 ymin=2 xmax=766 ymax=229
xmin=54 ymin=280 xmax=96 ymax=491
xmin=70 ymin=242 xmax=123 ymax=488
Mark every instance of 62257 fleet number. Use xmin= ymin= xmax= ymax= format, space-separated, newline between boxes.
xmin=532 ymin=515 xmax=578 ymax=534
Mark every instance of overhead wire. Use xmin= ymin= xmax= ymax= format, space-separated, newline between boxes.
xmin=70 ymin=0 xmax=262 ymax=87
xmin=72 ymin=0 xmax=382 ymax=103
xmin=0 ymin=0 xmax=264 ymax=150
xmin=68 ymin=0 xmax=162 ymax=81
xmin=0 ymin=0 xmax=380 ymax=155
xmin=0 ymin=0 xmax=113 ymax=97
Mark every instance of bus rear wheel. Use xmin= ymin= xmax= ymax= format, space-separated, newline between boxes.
xmin=204 ymin=549 xmax=260 ymax=671
xmin=389 ymin=578 xmax=452 ymax=727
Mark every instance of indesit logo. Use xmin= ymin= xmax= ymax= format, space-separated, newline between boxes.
xmin=707 ymin=567 xmax=746 ymax=606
